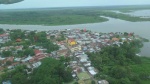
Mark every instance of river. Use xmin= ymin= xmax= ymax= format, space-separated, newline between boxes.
xmin=0 ymin=16 xmax=150 ymax=57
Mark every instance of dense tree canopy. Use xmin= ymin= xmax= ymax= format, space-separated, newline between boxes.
xmin=30 ymin=58 xmax=73 ymax=84
xmin=0 ymin=58 xmax=73 ymax=84
xmin=0 ymin=28 xmax=4 ymax=34
xmin=87 ymin=41 xmax=146 ymax=84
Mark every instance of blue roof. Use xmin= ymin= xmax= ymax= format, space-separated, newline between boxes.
xmin=2 ymin=80 xmax=11 ymax=84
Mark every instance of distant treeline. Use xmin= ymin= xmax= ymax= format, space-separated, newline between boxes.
xmin=0 ymin=7 xmax=150 ymax=25
xmin=0 ymin=9 xmax=108 ymax=25
xmin=99 ymin=11 xmax=150 ymax=22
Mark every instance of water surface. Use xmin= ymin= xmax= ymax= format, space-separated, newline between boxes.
xmin=0 ymin=16 xmax=150 ymax=56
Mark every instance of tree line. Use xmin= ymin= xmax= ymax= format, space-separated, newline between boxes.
xmin=87 ymin=40 xmax=149 ymax=84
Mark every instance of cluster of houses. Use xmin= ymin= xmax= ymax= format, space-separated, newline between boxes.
xmin=0 ymin=33 xmax=10 ymax=44
xmin=56 ymin=29 xmax=136 ymax=84
xmin=0 ymin=30 xmax=51 ymax=72
xmin=0 ymin=28 xmax=138 ymax=84
xmin=0 ymin=48 xmax=50 ymax=71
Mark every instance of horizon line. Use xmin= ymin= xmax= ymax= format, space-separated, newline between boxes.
xmin=0 ymin=4 xmax=150 ymax=10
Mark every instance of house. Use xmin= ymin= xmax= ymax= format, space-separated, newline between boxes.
xmin=14 ymin=58 xmax=21 ymax=62
xmin=121 ymin=38 xmax=127 ymax=42
xmin=6 ymin=57 xmax=14 ymax=63
xmin=88 ymin=48 xmax=95 ymax=53
xmin=0 ymin=57 xmax=10 ymax=65
xmin=74 ymin=51 xmax=85 ymax=56
xmin=67 ymin=38 xmax=77 ymax=46
xmin=112 ymin=37 xmax=119 ymax=42
xmin=83 ymin=62 xmax=91 ymax=67
xmin=15 ymin=46 xmax=23 ymax=51
xmin=7 ymin=62 xmax=19 ymax=70
xmin=32 ymin=61 xmax=42 ymax=68
xmin=98 ymin=80 xmax=109 ymax=84
xmin=82 ymin=46 xmax=88 ymax=51
xmin=72 ymin=73 xmax=77 ymax=78
xmin=16 ymin=38 xmax=22 ymax=42
xmin=34 ymin=49 xmax=43 ymax=56
xmin=22 ymin=56 xmax=33 ymax=62
xmin=0 ymin=57 xmax=5 ymax=61
xmin=51 ymin=51 xmax=57 ymax=57
xmin=0 ymin=34 xmax=9 ymax=43
xmin=29 ymin=54 xmax=47 ymax=63
xmin=77 ymin=54 xmax=88 ymax=63
xmin=0 ymin=34 xmax=9 ymax=39
xmin=71 ymin=45 xmax=82 ymax=52
xmin=72 ymin=66 xmax=83 ymax=73
xmin=70 ymin=61 xmax=78 ymax=66
xmin=128 ymin=33 xmax=134 ymax=37
xmin=87 ymin=67 xmax=97 ymax=76
xmin=57 ymin=49 xmax=68 ymax=57
xmin=2 ymin=80 xmax=11 ymax=84
xmin=58 ymin=44 xmax=67 ymax=50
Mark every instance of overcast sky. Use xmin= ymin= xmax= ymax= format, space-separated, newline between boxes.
xmin=0 ymin=0 xmax=150 ymax=9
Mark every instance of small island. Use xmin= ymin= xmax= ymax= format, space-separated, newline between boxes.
xmin=0 ymin=28 xmax=149 ymax=84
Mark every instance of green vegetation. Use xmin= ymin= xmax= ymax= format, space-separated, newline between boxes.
xmin=0 ymin=28 xmax=5 ymax=34
xmin=56 ymin=33 xmax=66 ymax=41
xmin=130 ymin=57 xmax=150 ymax=84
xmin=0 ymin=58 xmax=73 ymax=84
xmin=1 ymin=7 xmax=150 ymax=25
xmin=142 ymin=38 xmax=149 ymax=42
xmin=1 ymin=29 xmax=59 ymax=57
xmin=1 ymin=5 xmax=150 ymax=25
xmin=99 ymin=11 xmax=150 ymax=22
xmin=0 ymin=0 xmax=23 ymax=4
xmin=0 ymin=10 xmax=108 ymax=25
xmin=0 ymin=7 xmax=148 ymax=25
xmin=77 ymin=72 xmax=91 ymax=80
xmin=87 ymin=41 xmax=150 ymax=84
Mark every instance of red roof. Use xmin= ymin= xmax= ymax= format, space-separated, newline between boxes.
xmin=0 ymin=34 xmax=8 ymax=37
xmin=29 ymin=54 xmax=46 ymax=63
xmin=11 ymin=62 xmax=19 ymax=66
xmin=34 ymin=49 xmax=42 ymax=55
xmin=57 ymin=41 xmax=64 ymax=45
xmin=7 ymin=57 xmax=14 ymax=62
xmin=29 ymin=58 xmax=35 ymax=63
xmin=68 ymin=38 xmax=75 ymax=42
xmin=16 ymin=39 xmax=22 ymax=42
xmin=34 ymin=54 xmax=46 ymax=60
xmin=84 ymin=29 xmax=86 ymax=32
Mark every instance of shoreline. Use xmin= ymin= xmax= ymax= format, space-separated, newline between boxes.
xmin=0 ymin=16 xmax=150 ymax=56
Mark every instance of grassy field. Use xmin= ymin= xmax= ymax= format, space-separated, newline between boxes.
xmin=77 ymin=72 xmax=91 ymax=80
xmin=64 ymin=72 xmax=91 ymax=84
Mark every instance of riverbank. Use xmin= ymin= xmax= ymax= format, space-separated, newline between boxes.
xmin=1 ymin=8 xmax=150 ymax=26
xmin=0 ymin=9 xmax=109 ymax=25
xmin=0 ymin=16 xmax=150 ymax=56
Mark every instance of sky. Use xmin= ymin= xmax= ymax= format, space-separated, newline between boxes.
xmin=0 ymin=0 xmax=150 ymax=9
